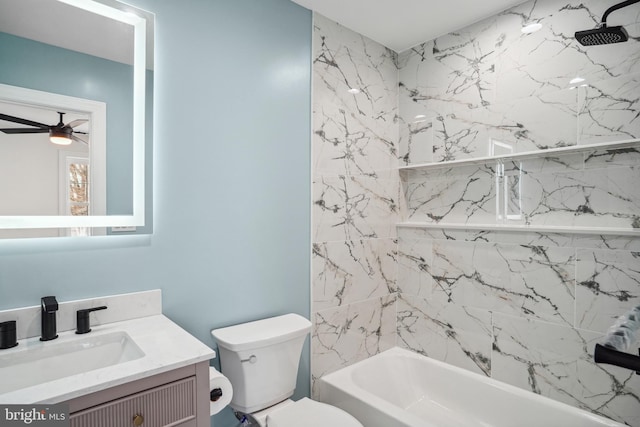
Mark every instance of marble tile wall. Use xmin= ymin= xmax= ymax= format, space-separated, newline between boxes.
xmin=397 ymin=1 xmax=640 ymax=424
xmin=311 ymin=14 xmax=399 ymax=392
xmin=399 ymin=0 xmax=640 ymax=165
xmin=312 ymin=0 xmax=640 ymax=424
xmin=397 ymin=228 xmax=640 ymax=425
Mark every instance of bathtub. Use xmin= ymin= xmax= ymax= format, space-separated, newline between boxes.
xmin=316 ymin=347 xmax=624 ymax=427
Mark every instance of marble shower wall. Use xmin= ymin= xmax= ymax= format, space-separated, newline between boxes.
xmin=312 ymin=0 xmax=640 ymax=424
xmin=311 ymin=14 xmax=399 ymax=391
xmin=398 ymin=0 xmax=640 ymax=165
xmin=397 ymin=0 xmax=640 ymax=425
xmin=397 ymin=229 xmax=640 ymax=425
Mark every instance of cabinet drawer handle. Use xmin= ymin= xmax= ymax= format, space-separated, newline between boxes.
xmin=133 ymin=414 xmax=144 ymax=426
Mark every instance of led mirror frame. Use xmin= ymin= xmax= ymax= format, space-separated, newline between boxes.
xmin=0 ymin=0 xmax=146 ymax=230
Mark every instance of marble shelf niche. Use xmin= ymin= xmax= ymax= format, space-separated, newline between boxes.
xmin=399 ymin=138 xmax=640 ymax=236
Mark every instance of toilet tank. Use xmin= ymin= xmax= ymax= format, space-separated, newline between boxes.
xmin=211 ymin=313 xmax=311 ymax=414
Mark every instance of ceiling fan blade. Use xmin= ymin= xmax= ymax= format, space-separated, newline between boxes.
xmin=0 ymin=128 xmax=49 ymax=134
xmin=0 ymin=113 xmax=50 ymax=129
xmin=66 ymin=119 xmax=88 ymax=128
xmin=72 ymin=134 xmax=88 ymax=145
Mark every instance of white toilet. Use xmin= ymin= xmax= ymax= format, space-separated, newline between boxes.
xmin=211 ymin=313 xmax=363 ymax=427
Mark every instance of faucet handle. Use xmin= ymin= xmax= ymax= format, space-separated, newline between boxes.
xmin=0 ymin=321 xmax=18 ymax=349
xmin=41 ymin=296 xmax=58 ymax=313
xmin=76 ymin=306 xmax=108 ymax=334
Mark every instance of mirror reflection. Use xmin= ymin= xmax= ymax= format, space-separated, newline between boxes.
xmin=0 ymin=87 xmax=107 ymax=238
xmin=0 ymin=0 xmax=153 ymax=238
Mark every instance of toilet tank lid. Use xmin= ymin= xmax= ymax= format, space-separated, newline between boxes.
xmin=211 ymin=313 xmax=311 ymax=352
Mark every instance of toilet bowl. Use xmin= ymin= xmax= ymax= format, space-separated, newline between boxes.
xmin=211 ymin=313 xmax=363 ymax=427
xmin=250 ymin=398 xmax=361 ymax=427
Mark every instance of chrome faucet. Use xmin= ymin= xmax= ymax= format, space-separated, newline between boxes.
xmin=40 ymin=296 xmax=59 ymax=341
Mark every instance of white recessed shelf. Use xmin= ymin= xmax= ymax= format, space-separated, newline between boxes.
xmin=398 ymin=138 xmax=640 ymax=172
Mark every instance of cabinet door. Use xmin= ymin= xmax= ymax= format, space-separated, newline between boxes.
xmin=70 ymin=377 xmax=197 ymax=427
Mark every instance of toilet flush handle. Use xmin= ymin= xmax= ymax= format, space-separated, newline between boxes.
xmin=241 ymin=355 xmax=257 ymax=364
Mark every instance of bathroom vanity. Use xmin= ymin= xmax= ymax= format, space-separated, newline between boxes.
xmin=0 ymin=290 xmax=216 ymax=427
xmin=66 ymin=361 xmax=210 ymax=427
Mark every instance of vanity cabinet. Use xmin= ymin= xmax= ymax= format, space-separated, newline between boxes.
xmin=66 ymin=362 xmax=210 ymax=427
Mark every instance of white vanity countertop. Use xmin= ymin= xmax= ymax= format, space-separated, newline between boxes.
xmin=0 ymin=314 xmax=216 ymax=404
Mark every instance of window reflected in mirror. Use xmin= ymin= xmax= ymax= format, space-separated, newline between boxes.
xmin=67 ymin=158 xmax=91 ymax=237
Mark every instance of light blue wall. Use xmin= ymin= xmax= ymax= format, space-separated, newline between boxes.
xmin=0 ymin=1 xmax=312 ymax=426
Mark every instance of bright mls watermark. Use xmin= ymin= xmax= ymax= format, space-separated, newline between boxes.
xmin=0 ymin=405 xmax=69 ymax=427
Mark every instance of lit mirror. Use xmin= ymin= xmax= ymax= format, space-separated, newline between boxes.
xmin=0 ymin=0 xmax=153 ymax=238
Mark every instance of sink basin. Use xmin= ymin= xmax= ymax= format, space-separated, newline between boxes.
xmin=0 ymin=331 xmax=144 ymax=394
xmin=0 ymin=314 xmax=215 ymax=404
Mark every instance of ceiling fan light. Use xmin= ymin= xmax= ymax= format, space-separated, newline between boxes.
xmin=49 ymin=128 xmax=73 ymax=145
xmin=50 ymin=136 xmax=73 ymax=145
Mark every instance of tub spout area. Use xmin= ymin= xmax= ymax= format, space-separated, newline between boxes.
xmin=594 ymin=344 xmax=640 ymax=374
xmin=594 ymin=305 xmax=640 ymax=374
xmin=317 ymin=347 xmax=628 ymax=427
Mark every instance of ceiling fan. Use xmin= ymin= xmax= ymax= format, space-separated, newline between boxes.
xmin=0 ymin=111 xmax=88 ymax=145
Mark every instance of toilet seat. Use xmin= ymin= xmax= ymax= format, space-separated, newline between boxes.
xmin=266 ymin=398 xmax=363 ymax=427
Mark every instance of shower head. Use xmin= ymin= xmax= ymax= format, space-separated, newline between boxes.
xmin=574 ymin=0 xmax=639 ymax=46
xmin=575 ymin=25 xmax=629 ymax=46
